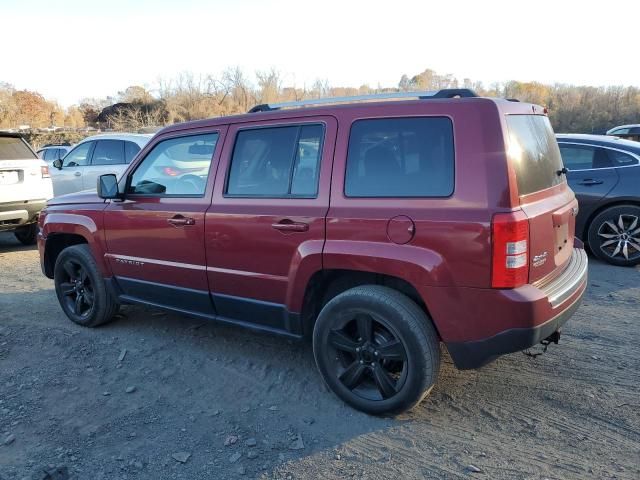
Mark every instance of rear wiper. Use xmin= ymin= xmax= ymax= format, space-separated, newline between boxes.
xmin=556 ymin=167 xmax=568 ymax=176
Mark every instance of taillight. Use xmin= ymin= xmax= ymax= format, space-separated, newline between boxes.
xmin=41 ymin=165 xmax=50 ymax=178
xmin=491 ymin=212 xmax=529 ymax=288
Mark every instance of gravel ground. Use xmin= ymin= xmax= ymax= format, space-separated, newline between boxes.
xmin=0 ymin=232 xmax=638 ymax=480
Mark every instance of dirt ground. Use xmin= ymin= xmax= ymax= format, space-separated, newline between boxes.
xmin=0 ymin=231 xmax=638 ymax=480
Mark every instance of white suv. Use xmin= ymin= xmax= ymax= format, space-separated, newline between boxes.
xmin=0 ymin=133 xmax=54 ymax=244
xmin=51 ymin=133 xmax=152 ymax=196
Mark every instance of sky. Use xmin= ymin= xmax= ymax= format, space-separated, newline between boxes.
xmin=0 ymin=0 xmax=636 ymax=107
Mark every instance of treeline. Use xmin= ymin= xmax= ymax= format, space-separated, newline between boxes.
xmin=1 ymin=68 xmax=639 ymax=134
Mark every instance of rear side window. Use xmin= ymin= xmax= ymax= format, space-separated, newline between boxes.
xmin=345 ymin=117 xmax=454 ymax=197
xmin=505 ymin=115 xmax=564 ymax=195
xmin=124 ymin=141 xmax=141 ymax=163
xmin=558 ymin=144 xmax=602 ymax=170
xmin=226 ymin=124 xmax=324 ymax=197
xmin=0 ymin=136 xmax=37 ymax=160
xmin=92 ymin=140 xmax=125 ymax=165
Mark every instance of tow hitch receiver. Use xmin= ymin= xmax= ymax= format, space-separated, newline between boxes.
xmin=523 ymin=330 xmax=561 ymax=359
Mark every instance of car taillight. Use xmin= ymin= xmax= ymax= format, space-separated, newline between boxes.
xmin=491 ymin=212 xmax=529 ymax=288
xmin=41 ymin=166 xmax=50 ymax=178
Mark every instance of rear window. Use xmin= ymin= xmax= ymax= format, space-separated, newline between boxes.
xmin=345 ymin=117 xmax=454 ymax=197
xmin=0 ymin=136 xmax=37 ymax=160
xmin=505 ymin=115 xmax=564 ymax=196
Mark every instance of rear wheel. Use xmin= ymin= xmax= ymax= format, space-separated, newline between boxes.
xmin=587 ymin=205 xmax=640 ymax=266
xmin=313 ymin=285 xmax=440 ymax=416
xmin=54 ymin=244 xmax=119 ymax=327
xmin=14 ymin=224 xmax=37 ymax=245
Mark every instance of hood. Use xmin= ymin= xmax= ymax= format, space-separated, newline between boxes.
xmin=47 ymin=190 xmax=105 ymax=206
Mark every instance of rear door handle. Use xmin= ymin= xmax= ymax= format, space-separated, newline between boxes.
xmin=74 ymin=171 xmax=82 ymax=177
xmin=578 ymin=179 xmax=603 ymax=186
xmin=168 ymin=214 xmax=196 ymax=227
xmin=271 ymin=220 xmax=309 ymax=232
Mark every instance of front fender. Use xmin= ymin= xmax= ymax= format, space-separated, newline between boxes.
xmin=41 ymin=211 xmax=110 ymax=277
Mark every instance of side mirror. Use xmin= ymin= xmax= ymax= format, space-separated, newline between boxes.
xmin=52 ymin=159 xmax=62 ymax=170
xmin=97 ymin=174 xmax=120 ymax=199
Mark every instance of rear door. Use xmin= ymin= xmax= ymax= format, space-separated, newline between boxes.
xmin=558 ymin=142 xmax=619 ymax=236
xmin=205 ymin=117 xmax=335 ymax=334
xmin=505 ymin=115 xmax=577 ymax=282
xmin=0 ymin=136 xmax=51 ymax=203
xmin=84 ymin=140 xmax=127 ymax=191
xmin=53 ymin=141 xmax=95 ymax=196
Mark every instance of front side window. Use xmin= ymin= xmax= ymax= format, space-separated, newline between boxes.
xmin=345 ymin=117 xmax=454 ymax=197
xmin=128 ymin=133 xmax=218 ymax=196
xmin=64 ymin=141 xmax=94 ymax=167
xmin=92 ymin=140 xmax=125 ymax=166
xmin=226 ymin=124 xmax=324 ymax=197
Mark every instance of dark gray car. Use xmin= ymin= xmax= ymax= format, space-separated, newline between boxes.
xmin=557 ymin=134 xmax=640 ymax=266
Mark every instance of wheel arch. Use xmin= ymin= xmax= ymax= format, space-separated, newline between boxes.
xmin=41 ymin=212 xmax=108 ymax=279
xmin=299 ymin=268 xmax=441 ymax=340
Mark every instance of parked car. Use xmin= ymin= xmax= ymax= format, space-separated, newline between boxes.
xmin=556 ymin=134 xmax=640 ymax=266
xmin=606 ymin=124 xmax=640 ymax=142
xmin=50 ymin=133 xmax=152 ymax=196
xmin=0 ymin=133 xmax=53 ymax=244
xmin=38 ymin=90 xmax=588 ymax=415
xmin=37 ymin=144 xmax=73 ymax=165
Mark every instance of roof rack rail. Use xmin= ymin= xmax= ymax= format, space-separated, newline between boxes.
xmin=248 ymin=88 xmax=478 ymax=113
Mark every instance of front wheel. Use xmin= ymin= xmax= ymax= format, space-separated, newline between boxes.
xmin=313 ymin=285 xmax=441 ymax=416
xmin=587 ymin=205 xmax=640 ymax=266
xmin=54 ymin=244 xmax=119 ymax=327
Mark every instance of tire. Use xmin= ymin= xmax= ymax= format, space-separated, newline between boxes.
xmin=54 ymin=244 xmax=119 ymax=327
xmin=14 ymin=224 xmax=37 ymax=245
xmin=587 ymin=205 xmax=640 ymax=266
xmin=313 ymin=285 xmax=440 ymax=416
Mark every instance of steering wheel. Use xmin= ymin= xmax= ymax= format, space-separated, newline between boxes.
xmin=175 ymin=174 xmax=205 ymax=194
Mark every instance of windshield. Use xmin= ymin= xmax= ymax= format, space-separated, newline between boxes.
xmin=0 ymin=136 xmax=38 ymax=160
xmin=505 ymin=115 xmax=564 ymax=196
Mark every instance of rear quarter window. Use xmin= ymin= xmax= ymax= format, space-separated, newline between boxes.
xmin=505 ymin=115 xmax=564 ymax=196
xmin=345 ymin=117 xmax=454 ymax=197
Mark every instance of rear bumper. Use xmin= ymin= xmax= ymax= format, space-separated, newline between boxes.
xmin=0 ymin=199 xmax=47 ymax=232
xmin=440 ymin=246 xmax=588 ymax=369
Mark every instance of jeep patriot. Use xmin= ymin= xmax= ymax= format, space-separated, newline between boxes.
xmin=38 ymin=89 xmax=588 ymax=415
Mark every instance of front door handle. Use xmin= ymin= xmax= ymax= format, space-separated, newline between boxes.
xmin=578 ymin=179 xmax=603 ymax=186
xmin=271 ymin=220 xmax=309 ymax=232
xmin=168 ymin=215 xmax=196 ymax=227
xmin=74 ymin=171 xmax=81 ymax=177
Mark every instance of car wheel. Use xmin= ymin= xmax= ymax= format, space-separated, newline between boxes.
xmin=14 ymin=224 xmax=37 ymax=245
xmin=587 ymin=205 xmax=640 ymax=266
xmin=54 ymin=244 xmax=119 ymax=327
xmin=313 ymin=285 xmax=440 ymax=416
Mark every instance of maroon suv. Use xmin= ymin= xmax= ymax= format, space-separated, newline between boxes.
xmin=38 ymin=89 xmax=588 ymax=415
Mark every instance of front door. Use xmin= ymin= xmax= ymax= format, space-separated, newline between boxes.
xmin=103 ymin=129 xmax=225 ymax=315
xmin=53 ymin=141 xmax=95 ymax=196
xmin=205 ymin=117 xmax=336 ymax=334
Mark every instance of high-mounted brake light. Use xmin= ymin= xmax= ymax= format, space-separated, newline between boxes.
xmin=491 ymin=212 xmax=529 ymax=288
xmin=41 ymin=166 xmax=50 ymax=178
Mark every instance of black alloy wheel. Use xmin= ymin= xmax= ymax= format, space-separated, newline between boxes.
xmin=328 ymin=312 xmax=408 ymax=401
xmin=58 ymin=259 xmax=95 ymax=320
